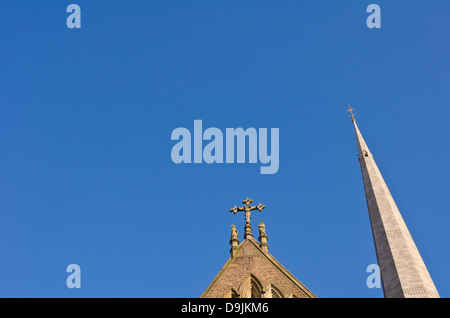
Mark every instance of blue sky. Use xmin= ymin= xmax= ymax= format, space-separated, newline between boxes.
xmin=1 ymin=1 xmax=449 ymax=297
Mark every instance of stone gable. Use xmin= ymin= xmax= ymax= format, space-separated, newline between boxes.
xmin=201 ymin=238 xmax=315 ymax=298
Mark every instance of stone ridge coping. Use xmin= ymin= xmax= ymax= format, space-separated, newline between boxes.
xmin=201 ymin=237 xmax=316 ymax=298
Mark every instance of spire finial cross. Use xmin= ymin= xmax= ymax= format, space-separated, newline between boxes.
xmin=230 ymin=197 xmax=266 ymax=239
xmin=347 ymin=105 xmax=356 ymax=122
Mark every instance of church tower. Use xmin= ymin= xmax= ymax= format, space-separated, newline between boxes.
xmin=201 ymin=198 xmax=316 ymax=298
xmin=348 ymin=106 xmax=439 ymax=298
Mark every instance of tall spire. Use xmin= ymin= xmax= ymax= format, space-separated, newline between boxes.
xmin=350 ymin=108 xmax=439 ymax=298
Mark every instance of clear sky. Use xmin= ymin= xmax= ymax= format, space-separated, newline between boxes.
xmin=1 ymin=1 xmax=449 ymax=298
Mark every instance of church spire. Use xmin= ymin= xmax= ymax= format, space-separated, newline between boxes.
xmin=350 ymin=108 xmax=439 ymax=298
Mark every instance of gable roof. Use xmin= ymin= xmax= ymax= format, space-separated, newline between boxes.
xmin=201 ymin=237 xmax=316 ymax=298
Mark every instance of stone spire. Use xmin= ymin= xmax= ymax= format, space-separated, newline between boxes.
xmin=258 ymin=221 xmax=269 ymax=253
xmin=230 ymin=225 xmax=239 ymax=257
xmin=349 ymin=106 xmax=439 ymax=298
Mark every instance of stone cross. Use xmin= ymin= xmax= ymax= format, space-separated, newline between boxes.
xmin=347 ymin=105 xmax=356 ymax=122
xmin=230 ymin=197 xmax=266 ymax=239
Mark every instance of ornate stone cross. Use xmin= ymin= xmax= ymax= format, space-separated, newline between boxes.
xmin=230 ymin=197 xmax=266 ymax=239
xmin=347 ymin=105 xmax=356 ymax=122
